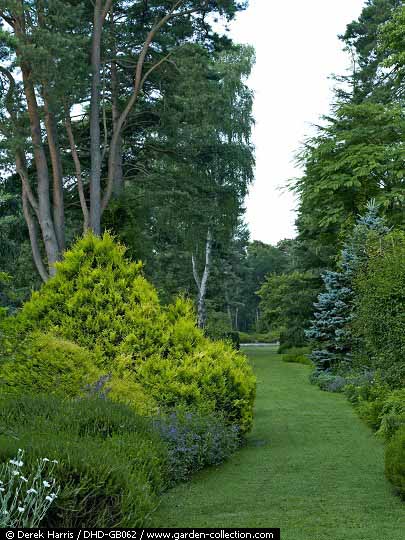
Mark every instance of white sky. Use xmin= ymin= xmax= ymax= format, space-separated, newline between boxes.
xmin=230 ymin=0 xmax=366 ymax=245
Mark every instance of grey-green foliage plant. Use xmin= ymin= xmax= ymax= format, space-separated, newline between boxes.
xmin=0 ymin=449 xmax=59 ymax=527
xmin=306 ymin=201 xmax=389 ymax=372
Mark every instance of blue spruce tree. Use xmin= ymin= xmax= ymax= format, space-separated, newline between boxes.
xmin=306 ymin=201 xmax=389 ymax=372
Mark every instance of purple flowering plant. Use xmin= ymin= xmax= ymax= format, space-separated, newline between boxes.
xmin=153 ymin=408 xmax=240 ymax=484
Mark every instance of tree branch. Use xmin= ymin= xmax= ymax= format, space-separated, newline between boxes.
xmin=0 ymin=66 xmax=41 ymax=218
xmin=101 ymin=73 xmax=109 ymax=164
xmin=65 ymin=106 xmax=90 ymax=230
xmin=101 ymin=0 xmax=210 ymax=213
xmin=0 ymin=66 xmax=16 ymax=120
xmin=140 ymin=52 xmax=173 ymax=88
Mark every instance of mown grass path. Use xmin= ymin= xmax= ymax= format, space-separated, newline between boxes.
xmin=151 ymin=345 xmax=405 ymax=539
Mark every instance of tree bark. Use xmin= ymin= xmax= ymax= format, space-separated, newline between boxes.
xmin=22 ymin=186 xmax=49 ymax=283
xmin=20 ymin=61 xmax=60 ymax=276
xmin=16 ymin=149 xmax=49 ymax=282
xmin=43 ymin=93 xmax=65 ymax=252
xmin=89 ymin=0 xmax=104 ymax=235
xmin=192 ymin=228 xmax=212 ymax=328
xmin=36 ymin=0 xmax=65 ymax=252
xmin=0 ymin=63 xmax=49 ymax=280
xmin=15 ymin=151 xmax=39 ymax=222
xmin=89 ymin=0 xmax=113 ymax=234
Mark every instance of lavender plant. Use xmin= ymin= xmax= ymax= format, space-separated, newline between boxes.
xmin=0 ymin=449 xmax=59 ymax=527
xmin=153 ymin=410 xmax=240 ymax=485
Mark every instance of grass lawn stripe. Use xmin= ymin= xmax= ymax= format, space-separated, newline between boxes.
xmin=151 ymin=345 xmax=404 ymax=539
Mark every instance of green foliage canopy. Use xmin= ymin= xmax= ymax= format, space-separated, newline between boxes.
xmin=354 ymin=231 xmax=405 ymax=388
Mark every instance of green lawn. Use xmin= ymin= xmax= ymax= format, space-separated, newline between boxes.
xmin=151 ymin=345 xmax=405 ymax=539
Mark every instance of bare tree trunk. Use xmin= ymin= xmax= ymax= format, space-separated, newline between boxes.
xmin=20 ymin=62 xmax=60 ymax=275
xmin=89 ymin=0 xmax=113 ymax=234
xmin=15 ymin=150 xmax=39 ymax=222
xmin=89 ymin=0 xmax=104 ymax=235
xmin=1 ymin=64 xmax=50 ymax=281
xmin=16 ymin=149 xmax=49 ymax=282
xmin=36 ymin=2 xmax=65 ymax=252
xmin=22 ymin=186 xmax=49 ymax=282
xmin=192 ymin=228 xmax=212 ymax=329
xmin=234 ymin=306 xmax=239 ymax=332
xmin=43 ymin=94 xmax=65 ymax=252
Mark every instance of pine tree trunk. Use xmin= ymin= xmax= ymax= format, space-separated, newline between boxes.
xmin=89 ymin=0 xmax=104 ymax=235
xmin=21 ymin=63 xmax=60 ymax=276
xmin=22 ymin=187 xmax=49 ymax=282
xmin=43 ymin=94 xmax=65 ymax=252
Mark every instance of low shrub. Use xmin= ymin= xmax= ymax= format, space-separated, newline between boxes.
xmin=342 ymin=378 xmax=405 ymax=437
xmin=153 ymin=408 xmax=240 ymax=484
xmin=344 ymin=378 xmax=390 ymax=430
xmin=342 ymin=371 xmax=376 ymax=404
xmin=238 ymin=331 xmax=255 ymax=344
xmin=282 ymin=347 xmax=312 ymax=365
xmin=239 ymin=331 xmax=280 ymax=344
xmin=385 ymin=426 xmax=405 ymax=499
xmin=0 ymin=394 xmax=243 ymax=527
xmin=119 ymin=339 xmax=256 ymax=434
xmin=0 ymin=333 xmax=157 ymax=417
xmin=0 ymin=332 xmax=101 ymax=398
xmin=356 ymin=398 xmax=387 ymax=431
xmin=376 ymin=389 xmax=405 ymax=441
xmin=0 ymin=395 xmax=167 ymax=527
xmin=310 ymin=371 xmax=348 ymax=393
